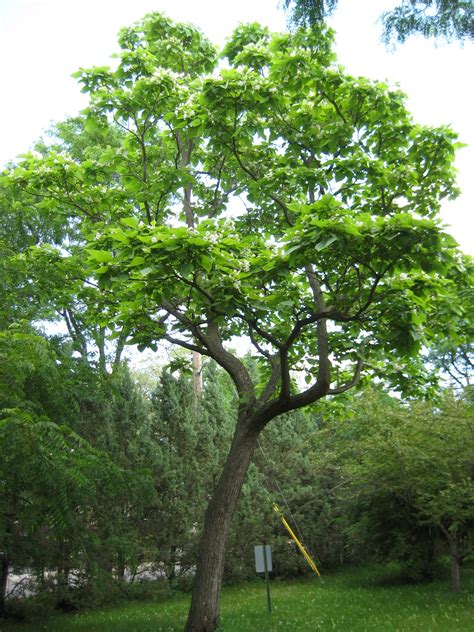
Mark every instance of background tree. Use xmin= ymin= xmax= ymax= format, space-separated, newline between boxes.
xmin=0 ymin=329 xmax=126 ymax=613
xmin=427 ymin=256 xmax=474 ymax=390
xmin=283 ymin=0 xmax=474 ymax=45
xmin=0 ymin=118 xmax=131 ymax=373
xmin=150 ymin=367 xmax=210 ymax=581
xmin=319 ymin=388 xmax=474 ymax=591
xmin=0 ymin=324 xmax=159 ymax=612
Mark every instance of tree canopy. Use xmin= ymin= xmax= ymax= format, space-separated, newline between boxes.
xmin=4 ymin=16 xmax=465 ymax=400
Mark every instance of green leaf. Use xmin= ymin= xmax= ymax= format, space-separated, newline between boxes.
xmin=201 ymin=254 xmax=213 ymax=273
xmin=130 ymin=256 xmax=146 ymax=266
xmin=315 ymin=235 xmax=338 ymax=251
xmin=120 ymin=217 xmax=140 ymax=229
xmin=88 ymin=250 xmax=114 ymax=263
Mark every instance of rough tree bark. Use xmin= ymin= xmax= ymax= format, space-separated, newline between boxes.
xmin=439 ymin=524 xmax=468 ymax=593
xmin=180 ymin=267 xmax=353 ymax=630
xmin=184 ymin=416 xmax=260 ymax=632
xmin=448 ymin=537 xmax=461 ymax=593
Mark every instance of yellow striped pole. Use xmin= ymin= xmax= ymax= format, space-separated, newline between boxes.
xmin=273 ymin=503 xmax=321 ymax=577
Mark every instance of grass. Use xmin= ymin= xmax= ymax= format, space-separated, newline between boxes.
xmin=1 ymin=565 xmax=473 ymax=632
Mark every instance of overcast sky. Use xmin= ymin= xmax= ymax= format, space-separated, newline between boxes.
xmin=1 ymin=0 xmax=472 ymax=253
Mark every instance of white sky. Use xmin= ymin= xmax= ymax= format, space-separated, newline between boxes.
xmin=1 ymin=0 xmax=472 ymax=254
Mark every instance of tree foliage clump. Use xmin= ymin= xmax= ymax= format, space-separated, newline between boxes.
xmin=283 ymin=0 xmax=474 ymax=45
xmin=0 ymin=329 xmax=157 ymax=616
xmin=381 ymin=0 xmax=474 ymax=45
xmin=311 ymin=388 xmax=474 ymax=591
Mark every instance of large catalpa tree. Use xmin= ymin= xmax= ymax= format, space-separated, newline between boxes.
xmin=3 ymin=14 xmax=468 ymax=631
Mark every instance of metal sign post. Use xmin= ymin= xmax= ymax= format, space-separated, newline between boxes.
xmin=254 ymin=545 xmax=272 ymax=613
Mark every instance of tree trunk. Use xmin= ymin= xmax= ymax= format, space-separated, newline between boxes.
xmin=0 ymin=555 xmax=9 ymax=617
xmin=184 ymin=417 xmax=259 ymax=632
xmin=449 ymin=539 xmax=461 ymax=593
xmin=192 ymin=351 xmax=203 ymax=404
xmin=166 ymin=545 xmax=177 ymax=581
xmin=57 ymin=541 xmax=71 ymax=594
xmin=117 ymin=553 xmax=126 ymax=582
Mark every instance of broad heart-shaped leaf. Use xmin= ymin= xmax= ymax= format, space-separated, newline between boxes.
xmin=201 ymin=254 xmax=213 ymax=273
xmin=130 ymin=256 xmax=146 ymax=266
xmin=87 ymin=249 xmax=115 ymax=263
xmin=120 ymin=216 xmax=140 ymax=229
xmin=314 ymin=234 xmax=338 ymax=251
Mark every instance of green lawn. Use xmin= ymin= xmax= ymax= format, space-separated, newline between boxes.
xmin=1 ymin=565 xmax=473 ymax=632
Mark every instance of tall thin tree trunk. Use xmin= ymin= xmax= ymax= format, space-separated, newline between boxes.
xmin=57 ymin=540 xmax=71 ymax=594
xmin=179 ymin=135 xmax=203 ymax=406
xmin=193 ymin=351 xmax=203 ymax=403
xmin=0 ymin=555 xmax=9 ymax=617
xmin=117 ymin=553 xmax=126 ymax=582
xmin=449 ymin=539 xmax=461 ymax=592
xmin=166 ymin=545 xmax=177 ymax=581
xmin=184 ymin=417 xmax=259 ymax=632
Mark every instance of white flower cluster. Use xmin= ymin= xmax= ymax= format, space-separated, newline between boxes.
xmin=243 ymin=43 xmax=267 ymax=54
xmin=398 ymin=269 xmax=434 ymax=283
xmin=181 ymin=94 xmax=197 ymax=117
xmin=225 ymin=264 xmax=244 ymax=291
xmin=152 ymin=67 xmax=184 ymax=81
xmin=35 ymin=164 xmax=53 ymax=174
xmin=206 ymin=232 xmax=219 ymax=244
xmin=53 ymin=152 xmax=74 ymax=163
xmin=222 ymin=217 xmax=235 ymax=230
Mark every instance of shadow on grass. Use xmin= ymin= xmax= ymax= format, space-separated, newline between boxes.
xmin=339 ymin=561 xmax=474 ymax=593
